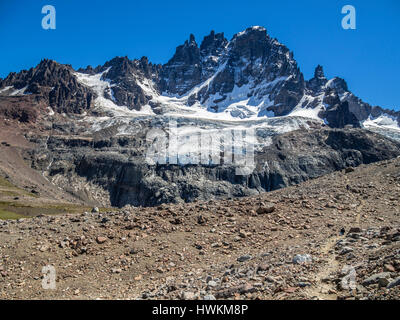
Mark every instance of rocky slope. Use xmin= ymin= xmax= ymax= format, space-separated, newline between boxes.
xmin=1 ymin=157 xmax=399 ymax=300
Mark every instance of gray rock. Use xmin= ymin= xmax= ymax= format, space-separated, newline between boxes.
xmin=378 ymin=277 xmax=390 ymax=288
xmin=265 ymin=276 xmax=276 ymax=283
xmin=298 ymin=282 xmax=311 ymax=288
xmin=256 ymin=203 xmax=275 ymax=215
xmin=387 ymin=277 xmax=400 ymax=289
xmin=237 ymin=255 xmax=252 ymax=262
xmin=340 ymin=247 xmax=354 ymax=255
xmin=293 ymin=254 xmax=312 ymax=264
xmin=348 ymin=227 xmax=362 ymax=233
xmin=362 ymin=272 xmax=392 ymax=286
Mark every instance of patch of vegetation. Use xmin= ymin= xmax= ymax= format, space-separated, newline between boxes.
xmin=0 ymin=176 xmax=14 ymax=188
xmin=0 ymin=200 xmax=112 ymax=220
xmin=0 ymin=176 xmax=39 ymax=198
xmin=0 ymin=209 xmax=27 ymax=220
xmin=0 ymin=175 xmax=114 ymax=220
xmin=0 ymin=190 xmax=21 ymax=197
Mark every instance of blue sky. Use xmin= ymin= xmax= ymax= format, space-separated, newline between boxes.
xmin=0 ymin=0 xmax=399 ymax=110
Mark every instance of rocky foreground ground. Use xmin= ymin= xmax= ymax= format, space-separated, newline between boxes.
xmin=0 ymin=157 xmax=399 ymax=300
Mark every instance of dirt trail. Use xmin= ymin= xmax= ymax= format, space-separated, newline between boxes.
xmin=304 ymin=174 xmax=365 ymax=300
xmin=303 ymin=235 xmax=342 ymax=300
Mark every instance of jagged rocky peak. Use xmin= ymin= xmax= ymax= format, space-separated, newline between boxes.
xmin=307 ymin=65 xmax=328 ymax=92
xmin=1 ymin=59 xmax=66 ymax=89
xmin=188 ymin=33 xmax=196 ymax=45
xmin=30 ymin=60 xmax=77 ymax=87
xmin=103 ymin=56 xmax=141 ymax=82
xmin=159 ymin=26 xmax=297 ymax=97
xmin=159 ymin=34 xmax=202 ymax=95
xmin=95 ymin=56 xmax=159 ymax=110
xmin=200 ymin=31 xmax=228 ymax=79
xmin=314 ymin=65 xmax=326 ymax=79
xmin=0 ymin=59 xmax=95 ymax=114
xmin=229 ymin=27 xmax=294 ymax=66
xmin=223 ymin=26 xmax=301 ymax=87
xmin=200 ymin=30 xmax=227 ymax=57
xmin=76 ymin=65 xmax=99 ymax=75
xmin=160 ymin=25 xmax=307 ymax=116
xmin=326 ymin=76 xmax=348 ymax=93
xmin=169 ymin=33 xmax=201 ymax=65
xmin=136 ymin=56 xmax=161 ymax=78
xmin=173 ymin=35 xmax=199 ymax=59
xmin=216 ymin=27 xmax=305 ymax=116
xmin=100 ymin=55 xmax=160 ymax=79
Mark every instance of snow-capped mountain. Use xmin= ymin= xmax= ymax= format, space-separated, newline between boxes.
xmin=0 ymin=26 xmax=399 ymax=135
xmin=1 ymin=26 xmax=400 ymax=208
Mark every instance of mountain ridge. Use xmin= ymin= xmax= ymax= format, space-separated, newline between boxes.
xmin=0 ymin=26 xmax=399 ymax=132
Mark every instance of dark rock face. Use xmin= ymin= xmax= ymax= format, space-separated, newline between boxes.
xmin=31 ymin=127 xmax=400 ymax=207
xmin=307 ymin=65 xmax=328 ymax=93
xmin=319 ymin=74 xmax=400 ymax=126
xmin=0 ymin=59 xmax=95 ymax=114
xmin=100 ymin=56 xmax=161 ymax=110
xmin=200 ymin=31 xmax=228 ymax=79
xmin=254 ymin=128 xmax=400 ymax=191
xmin=271 ymin=73 xmax=305 ymax=116
xmin=159 ymin=34 xmax=202 ymax=96
xmin=321 ymin=102 xmax=360 ymax=128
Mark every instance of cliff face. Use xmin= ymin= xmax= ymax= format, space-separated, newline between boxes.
xmin=26 ymin=126 xmax=400 ymax=207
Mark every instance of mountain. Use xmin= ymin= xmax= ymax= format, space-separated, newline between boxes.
xmin=1 ymin=26 xmax=400 ymax=302
xmin=1 ymin=26 xmax=400 ymax=208
xmin=0 ymin=26 xmax=399 ymax=133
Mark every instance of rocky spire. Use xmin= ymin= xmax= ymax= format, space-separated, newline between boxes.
xmin=307 ymin=65 xmax=328 ymax=92
xmin=314 ymin=65 xmax=326 ymax=79
xmin=200 ymin=30 xmax=227 ymax=56
xmin=159 ymin=34 xmax=202 ymax=95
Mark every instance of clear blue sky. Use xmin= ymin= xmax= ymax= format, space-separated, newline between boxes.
xmin=0 ymin=0 xmax=399 ymax=110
